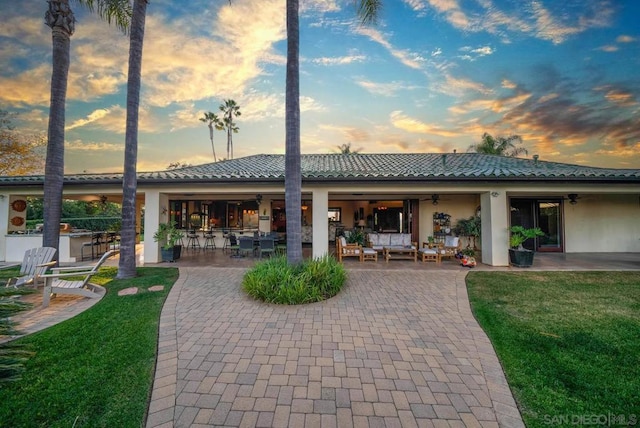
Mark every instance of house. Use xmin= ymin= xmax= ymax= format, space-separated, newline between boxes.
xmin=1 ymin=153 xmax=639 ymax=265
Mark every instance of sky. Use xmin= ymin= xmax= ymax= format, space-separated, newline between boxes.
xmin=1 ymin=0 xmax=639 ymax=174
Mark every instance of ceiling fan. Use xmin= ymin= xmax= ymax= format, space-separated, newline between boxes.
xmin=420 ymin=194 xmax=449 ymax=205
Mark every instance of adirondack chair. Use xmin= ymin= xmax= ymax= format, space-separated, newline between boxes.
xmin=1 ymin=247 xmax=56 ymax=288
xmin=41 ymin=250 xmax=118 ymax=308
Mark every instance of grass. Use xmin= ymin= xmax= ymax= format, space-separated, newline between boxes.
xmin=466 ymin=271 xmax=640 ymax=427
xmin=0 ymin=266 xmax=178 ymax=428
xmin=243 ymin=255 xmax=346 ymax=304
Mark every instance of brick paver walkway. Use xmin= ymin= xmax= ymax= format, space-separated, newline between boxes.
xmin=147 ymin=268 xmax=524 ymax=428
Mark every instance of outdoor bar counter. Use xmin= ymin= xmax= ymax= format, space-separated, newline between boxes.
xmin=4 ymin=231 xmax=98 ymax=263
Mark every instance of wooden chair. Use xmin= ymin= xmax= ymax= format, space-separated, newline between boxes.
xmin=336 ymin=236 xmax=362 ymax=262
xmin=40 ymin=250 xmax=118 ymax=307
xmin=440 ymin=236 xmax=461 ymax=261
xmin=1 ymin=247 xmax=56 ymax=288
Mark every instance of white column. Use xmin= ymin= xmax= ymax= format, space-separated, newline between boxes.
xmin=480 ymin=190 xmax=509 ymax=266
xmin=312 ymin=189 xmax=329 ymax=258
xmin=258 ymin=197 xmax=272 ymax=233
xmin=144 ymin=191 xmax=161 ymax=263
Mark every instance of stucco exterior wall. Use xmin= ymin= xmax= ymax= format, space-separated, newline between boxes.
xmin=564 ymin=194 xmax=640 ymax=252
xmin=418 ymin=195 xmax=480 ymax=248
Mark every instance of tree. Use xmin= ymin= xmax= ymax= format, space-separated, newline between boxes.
xmin=283 ymin=0 xmax=379 ymax=264
xmin=42 ymin=0 xmax=130 ymax=259
xmin=285 ymin=0 xmax=303 ymax=264
xmin=335 ymin=142 xmax=361 ymax=154
xmin=199 ymin=111 xmax=223 ymax=162
xmin=219 ymin=99 xmax=241 ymax=160
xmin=0 ymin=110 xmax=46 ymax=176
xmin=117 ymin=0 xmax=147 ymax=279
xmin=467 ymin=132 xmax=528 ymax=157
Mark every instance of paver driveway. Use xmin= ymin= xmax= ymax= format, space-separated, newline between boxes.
xmin=147 ymin=268 xmax=523 ymax=427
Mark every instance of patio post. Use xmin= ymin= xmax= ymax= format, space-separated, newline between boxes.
xmin=312 ymin=189 xmax=329 ymax=258
xmin=480 ymin=190 xmax=509 ymax=266
xmin=143 ymin=190 xmax=162 ymax=263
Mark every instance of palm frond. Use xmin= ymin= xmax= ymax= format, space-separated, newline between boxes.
xmin=75 ymin=0 xmax=132 ymax=34
xmin=355 ymin=0 xmax=382 ymax=26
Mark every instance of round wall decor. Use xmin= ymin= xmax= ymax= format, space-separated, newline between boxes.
xmin=10 ymin=216 xmax=25 ymax=226
xmin=11 ymin=199 xmax=27 ymax=212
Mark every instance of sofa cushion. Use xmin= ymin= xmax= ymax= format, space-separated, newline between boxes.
xmin=389 ymin=234 xmax=404 ymax=246
xmin=419 ymin=248 xmax=437 ymax=254
xmin=444 ymin=236 xmax=459 ymax=247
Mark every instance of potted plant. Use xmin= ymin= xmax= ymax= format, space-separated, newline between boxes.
xmin=153 ymin=221 xmax=184 ymax=262
xmin=509 ymin=225 xmax=544 ymax=267
xmin=347 ymin=228 xmax=366 ymax=246
xmin=453 ymin=216 xmax=481 ymax=250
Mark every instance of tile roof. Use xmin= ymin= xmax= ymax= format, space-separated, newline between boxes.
xmin=1 ymin=153 xmax=639 ymax=186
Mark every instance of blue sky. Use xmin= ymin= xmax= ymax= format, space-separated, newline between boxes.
xmin=1 ymin=0 xmax=639 ymax=173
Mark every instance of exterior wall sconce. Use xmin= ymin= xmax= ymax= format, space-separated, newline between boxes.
xmin=431 ymin=194 xmax=439 ymax=205
xmin=568 ymin=194 xmax=578 ymax=205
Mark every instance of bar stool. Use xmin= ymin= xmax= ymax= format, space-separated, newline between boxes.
xmin=222 ymin=230 xmax=230 ymax=253
xmin=186 ymin=229 xmax=201 ymax=250
xmin=203 ymin=230 xmax=216 ymax=250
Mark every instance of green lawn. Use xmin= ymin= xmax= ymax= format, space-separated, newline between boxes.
xmin=0 ymin=266 xmax=178 ymax=428
xmin=466 ymin=271 xmax=640 ymax=427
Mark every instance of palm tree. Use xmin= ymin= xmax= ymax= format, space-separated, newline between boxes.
xmin=43 ymin=0 xmax=130 ymax=257
xmin=199 ymin=112 xmax=223 ymax=162
xmin=285 ymin=0 xmax=303 ymax=264
xmin=283 ymin=0 xmax=379 ymax=264
xmin=335 ymin=142 xmax=361 ymax=154
xmin=219 ymin=99 xmax=241 ymax=160
xmin=117 ymin=0 xmax=147 ymax=279
xmin=467 ymin=132 xmax=528 ymax=157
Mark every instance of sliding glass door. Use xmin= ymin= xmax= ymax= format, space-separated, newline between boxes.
xmin=510 ymin=198 xmax=563 ymax=252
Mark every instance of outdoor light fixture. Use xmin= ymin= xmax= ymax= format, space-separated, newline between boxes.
xmin=431 ymin=194 xmax=439 ymax=206
xmin=568 ymin=194 xmax=578 ymax=205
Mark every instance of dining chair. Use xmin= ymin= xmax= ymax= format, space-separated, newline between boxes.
xmin=258 ymin=237 xmax=275 ymax=259
xmin=238 ymin=236 xmax=255 ymax=258
xmin=226 ymin=234 xmax=240 ymax=256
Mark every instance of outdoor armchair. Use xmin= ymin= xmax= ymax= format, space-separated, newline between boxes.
xmin=1 ymin=247 xmax=56 ymax=288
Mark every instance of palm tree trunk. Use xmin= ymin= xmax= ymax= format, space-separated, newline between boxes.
xmin=285 ymin=0 xmax=302 ymax=265
xmin=208 ymin=124 xmax=217 ymax=162
xmin=43 ymin=0 xmax=75 ymax=260
xmin=117 ymin=0 xmax=147 ymax=279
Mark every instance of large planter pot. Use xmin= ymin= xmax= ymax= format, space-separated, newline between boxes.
xmin=509 ymin=248 xmax=535 ymax=267
xmin=161 ymin=245 xmax=182 ymax=262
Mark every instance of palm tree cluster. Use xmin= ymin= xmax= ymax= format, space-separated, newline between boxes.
xmin=199 ymin=99 xmax=241 ymax=162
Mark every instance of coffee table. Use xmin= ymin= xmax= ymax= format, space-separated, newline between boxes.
xmin=383 ymin=246 xmax=417 ymax=262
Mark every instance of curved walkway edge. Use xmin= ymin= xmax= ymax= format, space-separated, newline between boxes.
xmin=147 ymin=268 xmax=525 ymax=428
